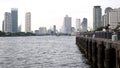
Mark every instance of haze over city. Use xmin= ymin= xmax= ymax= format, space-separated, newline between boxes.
xmin=0 ymin=0 xmax=120 ymax=31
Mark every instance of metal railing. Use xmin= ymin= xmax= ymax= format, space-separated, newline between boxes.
xmin=79 ymin=31 xmax=120 ymax=40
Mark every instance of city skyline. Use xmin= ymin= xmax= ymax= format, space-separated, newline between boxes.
xmin=0 ymin=0 xmax=120 ymax=31
xmin=3 ymin=8 xmax=18 ymax=33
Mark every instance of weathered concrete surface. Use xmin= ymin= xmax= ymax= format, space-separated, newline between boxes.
xmin=76 ymin=36 xmax=120 ymax=68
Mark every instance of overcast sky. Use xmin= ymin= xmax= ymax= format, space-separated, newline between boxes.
xmin=0 ymin=0 xmax=120 ymax=31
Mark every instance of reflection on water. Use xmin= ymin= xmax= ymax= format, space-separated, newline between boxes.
xmin=0 ymin=36 xmax=89 ymax=68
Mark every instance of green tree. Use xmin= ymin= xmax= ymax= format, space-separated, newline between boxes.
xmin=95 ymin=26 xmax=105 ymax=31
xmin=114 ymin=22 xmax=120 ymax=32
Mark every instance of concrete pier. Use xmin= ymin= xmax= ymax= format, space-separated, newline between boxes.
xmin=76 ymin=36 xmax=120 ymax=68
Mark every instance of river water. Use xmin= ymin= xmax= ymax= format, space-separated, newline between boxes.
xmin=0 ymin=36 xmax=89 ymax=68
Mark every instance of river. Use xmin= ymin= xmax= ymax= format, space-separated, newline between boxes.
xmin=0 ymin=36 xmax=89 ymax=68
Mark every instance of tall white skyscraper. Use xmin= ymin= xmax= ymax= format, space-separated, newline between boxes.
xmin=25 ymin=12 xmax=31 ymax=32
xmin=93 ymin=6 xmax=102 ymax=30
xmin=4 ymin=12 xmax=12 ymax=32
xmin=62 ymin=15 xmax=72 ymax=34
xmin=76 ymin=19 xmax=81 ymax=32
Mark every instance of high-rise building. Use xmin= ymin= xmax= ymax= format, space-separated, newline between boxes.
xmin=76 ymin=19 xmax=81 ymax=32
xmin=93 ymin=6 xmax=102 ymax=30
xmin=109 ymin=8 xmax=120 ymax=29
xmin=104 ymin=7 xmax=113 ymax=26
xmin=11 ymin=8 xmax=18 ymax=32
xmin=18 ymin=25 xmax=21 ymax=32
xmin=53 ymin=25 xmax=56 ymax=34
xmin=2 ymin=20 xmax=4 ymax=32
xmin=62 ymin=15 xmax=72 ymax=34
xmin=25 ymin=12 xmax=31 ymax=32
xmin=81 ymin=18 xmax=87 ymax=32
xmin=71 ymin=27 xmax=75 ymax=33
xmin=4 ymin=12 xmax=12 ymax=32
xmin=102 ymin=14 xmax=107 ymax=27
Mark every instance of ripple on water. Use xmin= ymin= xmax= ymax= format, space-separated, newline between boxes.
xmin=0 ymin=36 xmax=90 ymax=68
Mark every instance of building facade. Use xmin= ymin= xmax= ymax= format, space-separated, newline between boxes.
xmin=109 ymin=8 xmax=120 ymax=29
xmin=2 ymin=20 xmax=4 ymax=32
xmin=102 ymin=14 xmax=107 ymax=27
xmin=81 ymin=18 xmax=87 ymax=32
xmin=35 ymin=27 xmax=47 ymax=35
xmin=11 ymin=8 xmax=18 ymax=32
xmin=76 ymin=19 xmax=81 ymax=32
xmin=18 ymin=25 xmax=21 ymax=32
xmin=93 ymin=6 xmax=102 ymax=30
xmin=104 ymin=7 xmax=113 ymax=26
xmin=62 ymin=15 xmax=72 ymax=34
xmin=4 ymin=12 xmax=12 ymax=32
xmin=53 ymin=25 xmax=56 ymax=34
xmin=25 ymin=12 xmax=31 ymax=32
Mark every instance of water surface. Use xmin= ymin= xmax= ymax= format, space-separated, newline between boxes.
xmin=0 ymin=36 xmax=89 ymax=68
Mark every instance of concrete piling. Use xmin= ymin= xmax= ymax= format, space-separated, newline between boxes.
xmin=92 ymin=40 xmax=98 ymax=68
xmin=97 ymin=41 xmax=105 ymax=68
xmin=88 ymin=39 xmax=92 ymax=63
xmin=105 ymin=44 xmax=116 ymax=68
xmin=76 ymin=36 xmax=120 ymax=68
xmin=85 ymin=39 xmax=88 ymax=58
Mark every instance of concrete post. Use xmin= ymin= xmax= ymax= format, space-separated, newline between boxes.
xmin=97 ymin=41 xmax=105 ymax=68
xmin=92 ymin=40 xmax=98 ymax=68
xmin=85 ymin=39 xmax=89 ymax=58
xmin=88 ymin=39 xmax=92 ymax=63
xmin=105 ymin=43 xmax=116 ymax=68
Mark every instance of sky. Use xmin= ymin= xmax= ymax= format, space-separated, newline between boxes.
xmin=0 ymin=0 xmax=120 ymax=31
